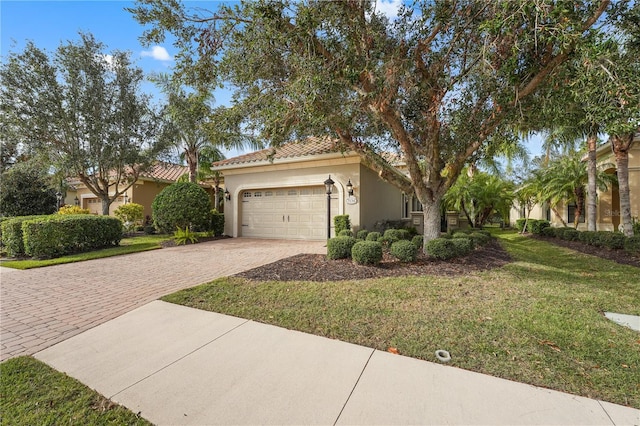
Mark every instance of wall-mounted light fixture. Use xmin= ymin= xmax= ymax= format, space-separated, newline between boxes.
xmin=224 ymin=189 xmax=231 ymax=201
xmin=346 ymin=179 xmax=354 ymax=196
xmin=74 ymin=196 xmax=80 ymax=206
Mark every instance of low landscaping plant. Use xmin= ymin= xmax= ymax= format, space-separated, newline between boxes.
xmin=338 ymin=229 xmax=353 ymax=237
xmin=210 ymin=209 xmax=225 ymax=236
xmin=366 ymin=231 xmax=381 ymax=242
xmin=624 ymin=235 xmax=640 ymax=256
xmin=0 ymin=215 xmax=43 ymax=257
xmin=451 ymin=237 xmax=473 ymax=256
xmin=425 ymin=237 xmax=459 ymax=260
xmin=356 ymin=229 xmax=369 ymax=240
xmin=351 ymin=240 xmax=383 ymax=265
xmin=390 ymin=239 xmax=418 ymax=262
xmin=173 ymin=226 xmax=199 ymax=245
xmin=327 ymin=236 xmax=357 ymax=260
xmin=383 ymin=228 xmax=404 ymax=243
xmin=114 ymin=203 xmax=144 ymax=234
xmin=411 ymin=235 xmax=423 ymax=250
xmin=334 ymin=215 xmax=351 ymax=235
xmin=57 ymin=205 xmax=90 ymax=215
xmin=469 ymin=231 xmax=491 ymax=246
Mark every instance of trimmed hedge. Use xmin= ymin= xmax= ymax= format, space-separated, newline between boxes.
xmin=366 ymin=232 xmax=381 ymax=242
xmin=22 ymin=215 xmax=122 ymax=259
xmin=334 ymin=215 xmax=351 ymax=235
xmin=327 ymin=236 xmax=357 ymax=260
xmin=383 ymin=229 xmax=404 ymax=243
xmin=624 ymin=236 xmax=640 ymax=256
xmin=390 ymin=240 xmax=418 ymax=262
xmin=152 ymin=182 xmax=212 ymax=233
xmin=469 ymin=231 xmax=491 ymax=246
xmin=451 ymin=237 xmax=473 ymax=256
xmin=1 ymin=215 xmax=44 ymax=257
xmin=425 ymin=238 xmax=459 ymax=260
xmin=351 ymin=240 xmax=383 ymax=265
xmin=356 ymin=229 xmax=369 ymax=240
xmin=338 ymin=229 xmax=353 ymax=237
xmin=411 ymin=235 xmax=423 ymax=250
xmin=529 ymin=220 xmax=550 ymax=235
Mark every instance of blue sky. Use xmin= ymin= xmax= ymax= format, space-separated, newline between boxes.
xmin=1 ymin=0 xmax=542 ymax=160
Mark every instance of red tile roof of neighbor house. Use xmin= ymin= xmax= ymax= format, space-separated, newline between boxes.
xmin=213 ymin=136 xmax=351 ymax=167
xmin=67 ymin=162 xmax=189 ymax=186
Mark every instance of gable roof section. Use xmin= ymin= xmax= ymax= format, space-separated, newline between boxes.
xmin=142 ymin=161 xmax=188 ymax=182
xmin=213 ymin=137 xmax=352 ymax=169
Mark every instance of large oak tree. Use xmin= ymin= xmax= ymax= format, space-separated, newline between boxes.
xmin=131 ymin=0 xmax=611 ymax=245
xmin=0 ymin=33 xmax=166 ymax=215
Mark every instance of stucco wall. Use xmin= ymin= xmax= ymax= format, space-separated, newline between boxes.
xmin=359 ymin=164 xmax=405 ymax=231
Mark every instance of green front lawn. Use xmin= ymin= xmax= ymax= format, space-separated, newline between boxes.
xmin=0 ymin=234 xmax=172 ymax=270
xmin=163 ymin=231 xmax=640 ymax=408
xmin=0 ymin=356 xmax=151 ymax=425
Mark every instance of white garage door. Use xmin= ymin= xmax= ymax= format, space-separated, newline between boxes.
xmin=241 ymin=186 xmax=339 ymax=240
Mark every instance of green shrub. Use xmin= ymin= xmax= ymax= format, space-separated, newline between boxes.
xmin=114 ymin=203 xmax=144 ymax=233
xmin=598 ymin=232 xmax=626 ymax=250
xmin=397 ymin=229 xmax=411 ymax=240
xmin=452 ymin=231 xmax=469 ymax=239
xmin=356 ymin=229 xmax=369 ymax=240
xmin=383 ymin=229 xmax=403 ymax=243
xmin=22 ymin=215 xmax=121 ymax=259
xmin=579 ymin=231 xmax=597 ymax=245
xmin=411 ymin=235 xmax=423 ymax=250
xmin=334 ymin=215 xmax=351 ymax=235
xmin=390 ymin=240 xmax=418 ymax=262
xmin=152 ymin=182 xmax=212 ymax=233
xmin=529 ymin=220 xmax=550 ymax=235
xmin=624 ymin=236 xmax=640 ymax=256
xmin=515 ymin=218 xmax=526 ymax=232
xmin=366 ymin=232 xmax=381 ymax=241
xmin=541 ymin=227 xmax=556 ymax=237
xmin=469 ymin=231 xmax=491 ymax=246
xmin=144 ymin=224 xmax=156 ymax=235
xmin=451 ymin=237 xmax=473 ymax=256
xmin=351 ymin=240 xmax=383 ymax=265
xmin=173 ymin=226 xmax=199 ymax=245
xmin=425 ymin=238 xmax=459 ymax=260
xmin=1 ymin=216 xmax=44 ymax=257
xmin=327 ymin=236 xmax=357 ymax=260
xmin=561 ymin=228 xmax=580 ymax=241
xmin=338 ymin=229 xmax=353 ymax=237
xmin=633 ymin=217 xmax=640 ymax=236
xmin=210 ymin=209 xmax=225 ymax=236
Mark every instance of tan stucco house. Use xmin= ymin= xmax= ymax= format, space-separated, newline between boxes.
xmin=213 ymin=137 xmax=416 ymax=240
xmin=69 ymin=162 xmax=214 ymax=219
xmin=511 ymin=134 xmax=640 ymax=231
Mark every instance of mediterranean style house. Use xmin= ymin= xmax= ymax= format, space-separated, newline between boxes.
xmin=212 ymin=137 xmax=424 ymax=240
xmin=511 ymin=134 xmax=640 ymax=231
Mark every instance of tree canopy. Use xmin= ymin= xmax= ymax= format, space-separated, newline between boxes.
xmin=0 ymin=33 xmax=167 ymax=215
xmin=130 ymin=0 xmax=612 ymax=243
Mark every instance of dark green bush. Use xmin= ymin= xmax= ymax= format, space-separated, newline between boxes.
xmin=529 ymin=220 xmax=550 ymax=235
xmin=143 ymin=224 xmax=156 ymax=235
xmin=397 ymin=229 xmax=411 ymax=240
xmin=451 ymin=237 xmax=473 ymax=256
xmin=334 ymin=215 xmax=351 ymax=235
xmin=390 ymin=240 xmax=418 ymax=262
xmin=22 ymin=215 xmax=121 ymax=259
xmin=351 ymin=240 xmax=383 ymax=265
xmin=1 ymin=216 xmax=44 ymax=257
xmin=561 ymin=228 xmax=580 ymax=241
xmin=338 ymin=229 xmax=353 ymax=237
xmin=597 ymin=232 xmax=626 ymax=250
xmin=541 ymin=227 xmax=556 ymax=237
xmin=152 ymin=182 xmax=212 ymax=233
xmin=411 ymin=235 xmax=423 ymax=250
xmin=0 ymin=164 xmax=57 ymax=217
xmin=624 ymin=236 xmax=640 ymax=256
xmin=366 ymin=231 xmax=381 ymax=241
xmin=469 ymin=232 xmax=491 ymax=246
xmin=579 ymin=231 xmax=597 ymax=245
xmin=356 ymin=229 xmax=369 ymax=240
xmin=515 ymin=218 xmax=526 ymax=232
xmin=210 ymin=209 xmax=225 ymax=236
xmin=425 ymin=238 xmax=459 ymax=260
xmin=327 ymin=236 xmax=357 ymax=260
xmin=452 ymin=231 xmax=469 ymax=239
xmin=383 ymin=229 xmax=403 ymax=243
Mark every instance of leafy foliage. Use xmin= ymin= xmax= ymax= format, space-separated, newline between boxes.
xmin=351 ymin=240 xmax=383 ymax=265
xmin=327 ymin=236 xmax=357 ymax=260
xmin=366 ymin=232 xmax=381 ymax=242
xmin=1 ymin=216 xmax=44 ymax=257
xmin=152 ymin=182 xmax=212 ymax=233
xmin=57 ymin=205 xmax=90 ymax=215
xmin=114 ymin=203 xmax=144 ymax=233
xmin=210 ymin=209 xmax=225 ymax=236
xmin=0 ymin=164 xmax=56 ymax=217
xmin=173 ymin=226 xmax=199 ymax=245
xmin=390 ymin=240 xmax=418 ymax=263
xmin=333 ymin=215 xmax=351 ymax=236
xmin=356 ymin=229 xmax=369 ymax=240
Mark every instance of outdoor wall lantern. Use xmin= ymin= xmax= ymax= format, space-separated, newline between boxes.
xmin=346 ymin=179 xmax=354 ymax=196
xmin=324 ymin=175 xmax=334 ymax=239
xmin=224 ymin=188 xmax=231 ymax=201
xmin=74 ymin=196 xmax=80 ymax=206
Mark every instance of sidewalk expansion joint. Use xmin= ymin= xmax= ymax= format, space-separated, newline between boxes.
xmin=109 ymin=319 xmax=251 ymax=400
xmin=597 ymin=400 xmax=617 ymax=426
xmin=333 ymin=348 xmax=375 ymax=426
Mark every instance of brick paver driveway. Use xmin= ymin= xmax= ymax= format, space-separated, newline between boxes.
xmin=0 ymin=238 xmax=326 ymax=361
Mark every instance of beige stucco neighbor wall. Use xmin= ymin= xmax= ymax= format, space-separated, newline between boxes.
xmin=359 ymin=165 xmax=404 ymax=231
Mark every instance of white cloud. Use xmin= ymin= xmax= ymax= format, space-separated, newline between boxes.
xmin=375 ymin=0 xmax=403 ymax=20
xmin=102 ymin=54 xmax=114 ymax=66
xmin=141 ymin=46 xmax=173 ymax=62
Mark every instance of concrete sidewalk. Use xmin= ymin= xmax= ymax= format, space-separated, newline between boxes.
xmin=35 ymin=301 xmax=639 ymax=425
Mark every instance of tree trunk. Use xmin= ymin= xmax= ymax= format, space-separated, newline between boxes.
xmin=421 ymin=198 xmax=442 ymax=253
xmin=551 ymin=206 xmax=567 ymax=227
xmin=101 ymin=196 xmax=112 ymax=216
xmin=574 ymin=187 xmax=585 ymax=229
xmin=586 ymin=132 xmax=598 ymax=231
xmin=187 ymin=150 xmax=198 ymax=183
xmin=611 ymin=134 xmax=633 ymax=237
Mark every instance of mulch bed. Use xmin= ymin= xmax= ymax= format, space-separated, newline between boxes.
xmin=236 ymin=239 xmax=512 ymax=282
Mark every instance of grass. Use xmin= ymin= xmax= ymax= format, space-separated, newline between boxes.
xmin=0 ymin=234 xmax=172 ymax=270
xmin=163 ymin=230 xmax=640 ymax=408
xmin=0 ymin=356 xmax=151 ymax=425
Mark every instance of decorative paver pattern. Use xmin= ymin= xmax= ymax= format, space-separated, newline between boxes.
xmin=0 ymin=238 xmax=326 ymax=361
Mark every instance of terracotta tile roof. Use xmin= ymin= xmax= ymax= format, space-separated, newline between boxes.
xmin=141 ymin=162 xmax=188 ymax=182
xmin=213 ymin=137 xmax=350 ymax=167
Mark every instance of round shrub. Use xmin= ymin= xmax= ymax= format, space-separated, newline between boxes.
xmin=411 ymin=235 xmax=423 ymax=250
xmin=356 ymin=229 xmax=369 ymax=240
xmin=451 ymin=237 xmax=473 ymax=256
xmin=561 ymin=228 xmax=580 ymax=241
xmin=57 ymin=205 xmax=90 ymax=215
xmin=338 ymin=229 xmax=353 ymax=237
xmin=391 ymin=240 xmax=418 ymax=262
xmin=152 ymin=182 xmax=212 ymax=233
xmin=351 ymin=240 xmax=383 ymax=265
xmin=541 ymin=227 xmax=556 ymax=237
xmin=452 ymin=231 xmax=469 ymax=239
xmin=366 ymin=231 xmax=381 ymax=241
xmin=383 ymin=229 xmax=403 ymax=243
xmin=469 ymin=231 xmax=490 ymax=246
xmin=327 ymin=236 xmax=357 ymax=260
xmin=397 ymin=229 xmax=411 ymax=240
xmin=598 ymin=232 xmax=626 ymax=250
xmin=624 ymin=235 xmax=640 ymax=256
xmin=425 ymin=238 xmax=458 ymax=260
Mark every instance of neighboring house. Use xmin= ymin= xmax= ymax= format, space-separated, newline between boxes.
xmin=69 ymin=162 xmax=214 ymax=219
xmin=213 ymin=137 xmax=422 ymax=240
xmin=511 ymin=134 xmax=640 ymax=230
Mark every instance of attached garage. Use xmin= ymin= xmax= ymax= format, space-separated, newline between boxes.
xmin=241 ymin=186 xmax=338 ymax=240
